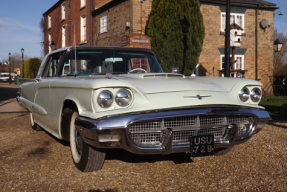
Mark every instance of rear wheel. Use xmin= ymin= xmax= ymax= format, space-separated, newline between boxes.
xmin=69 ymin=109 xmax=106 ymax=172
xmin=30 ymin=112 xmax=42 ymax=131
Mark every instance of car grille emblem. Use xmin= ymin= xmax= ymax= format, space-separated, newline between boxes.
xmin=184 ymin=95 xmax=211 ymax=100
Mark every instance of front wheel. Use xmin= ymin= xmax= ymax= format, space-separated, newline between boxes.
xmin=69 ymin=109 xmax=106 ymax=172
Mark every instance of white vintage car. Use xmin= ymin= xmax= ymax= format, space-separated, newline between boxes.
xmin=17 ymin=46 xmax=270 ymax=172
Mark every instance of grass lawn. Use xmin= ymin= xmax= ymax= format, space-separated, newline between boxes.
xmin=260 ymin=96 xmax=287 ymax=119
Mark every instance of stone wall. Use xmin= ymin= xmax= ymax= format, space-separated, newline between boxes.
xmin=199 ymin=3 xmax=274 ymax=84
xmin=93 ymin=0 xmax=132 ymax=46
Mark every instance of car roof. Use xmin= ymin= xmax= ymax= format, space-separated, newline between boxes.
xmin=47 ymin=46 xmax=156 ymax=56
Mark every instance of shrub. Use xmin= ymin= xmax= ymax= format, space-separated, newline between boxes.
xmin=147 ymin=0 xmax=205 ymax=75
xmin=20 ymin=58 xmax=41 ymax=78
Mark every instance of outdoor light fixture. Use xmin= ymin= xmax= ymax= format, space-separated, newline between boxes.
xmin=274 ymin=38 xmax=283 ymax=52
xmin=274 ymin=11 xmax=283 ymax=18
xmin=50 ymin=41 xmax=56 ymax=51
xmin=21 ymin=48 xmax=24 ymax=78
xmin=126 ymin=21 xmax=130 ymax=28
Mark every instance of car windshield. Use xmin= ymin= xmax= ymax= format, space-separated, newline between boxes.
xmin=59 ymin=50 xmax=163 ymax=76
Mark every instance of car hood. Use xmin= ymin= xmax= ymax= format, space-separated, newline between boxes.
xmin=116 ymin=74 xmax=243 ymax=94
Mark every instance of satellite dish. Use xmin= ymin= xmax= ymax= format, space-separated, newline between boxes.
xmin=260 ymin=19 xmax=270 ymax=29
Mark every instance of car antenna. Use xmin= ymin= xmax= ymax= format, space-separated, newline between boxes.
xmin=72 ymin=21 xmax=77 ymax=77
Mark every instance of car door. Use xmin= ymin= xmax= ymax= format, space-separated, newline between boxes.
xmin=33 ymin=52 xmax=62 ymax=136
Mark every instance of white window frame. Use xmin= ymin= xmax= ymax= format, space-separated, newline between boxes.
xmin=48 ymin=15 xmax=51 ymax=29
xmin=81 ymin=15 xmax=86 ymax=43
xmin=100 ymin=15 xmax=107 ymax=33
xmin=61 ymin=3 xmax=65 ymax=20
xmin=81 ymin=0 xmax=86 ymax=8
xmin=62 ymin=25 xmax=66 ymax=48
xmin=221 ymin=12 xmax=244 ymax=32
xmin=220 ymin=54 xmax=244 ymax=70
xmin=48 ymin=34 xmax=52 ymax=53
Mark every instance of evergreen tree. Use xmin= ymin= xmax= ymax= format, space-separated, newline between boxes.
xmin=147 ymin=0 xmax=205 ymax=75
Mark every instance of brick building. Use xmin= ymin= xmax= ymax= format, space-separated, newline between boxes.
xmin=43 ymin=0 xmax=278 ymax=82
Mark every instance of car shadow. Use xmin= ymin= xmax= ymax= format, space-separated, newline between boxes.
xmin=0 ymin=86 xmax=19 ymax=103
xmin=105 ymin=149 xmax=193 ymax=165
xmin=267 ymin=120 xmax=287 ymax=129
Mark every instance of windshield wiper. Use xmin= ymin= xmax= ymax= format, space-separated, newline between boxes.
xmin=92 ymin=72 xmax=125 ymax=75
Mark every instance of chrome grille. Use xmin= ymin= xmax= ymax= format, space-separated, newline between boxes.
xmin=200 ymin=115 xmax=225 ymax=125
xmin=128 ymin=115 xmax=253 ymax=146
xmin=129 ymin=119 xmax=161 ymax=133
xmin=199 ymin=127 xmax=224 ymax=137
xmin=165 ymin=116 xmax=196 ymax=129
xmin=130 ymin=132 xmax=161 ymax=146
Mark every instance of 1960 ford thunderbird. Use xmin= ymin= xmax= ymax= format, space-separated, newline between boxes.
xmin=17 ymin=46 xmax=270 ymax=172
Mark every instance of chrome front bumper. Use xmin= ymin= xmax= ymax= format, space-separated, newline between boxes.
xmin=75 ymin=107 xmax=270 ymax=155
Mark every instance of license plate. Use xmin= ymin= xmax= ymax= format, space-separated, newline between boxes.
xmin=190 ymin=135 xmax=214 ymax=157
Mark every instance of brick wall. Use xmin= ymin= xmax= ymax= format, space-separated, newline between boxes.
xmin=43 ymin=0 xmax=275 ymax=85
xmin=199 ymin=3 xmax=274 ymax=83
xmin=44 ymin=0 xmax=94 ymax=55
xmin=93 ymin=0 xmax=132 ymax=46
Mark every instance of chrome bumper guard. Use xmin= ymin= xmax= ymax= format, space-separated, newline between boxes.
xmin=75 ymin=108 xmax=270 ymax=155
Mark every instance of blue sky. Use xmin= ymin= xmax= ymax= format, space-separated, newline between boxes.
xmin=0 ymin=0 xmax=286 ymax=62
xmin=0 ymin=0 xmax=58 ymax=61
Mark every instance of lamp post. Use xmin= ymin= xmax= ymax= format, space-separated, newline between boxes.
xmin=50 ymin=41 xmax=56 ymax=51
xmin=8 ymin=52 xmax=11 ymax=84
xmin=224 ymin=0 xmax=230 ymax=77
xmin=21 ymin=48 xmax=24 ymax=78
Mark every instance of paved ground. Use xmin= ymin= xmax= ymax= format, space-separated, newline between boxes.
xmin=1 ymin=83 xmax=287 ymax=191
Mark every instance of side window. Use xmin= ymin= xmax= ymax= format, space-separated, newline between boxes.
xmin=42 ymin=53 xmax=61 ymax=77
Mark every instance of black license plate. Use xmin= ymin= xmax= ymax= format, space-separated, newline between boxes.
xmin=190 ymin=135 xmax=214 ymax=157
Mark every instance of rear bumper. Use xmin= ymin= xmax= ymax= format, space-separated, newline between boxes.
xmin=75 ymin=107 xmax=270 ymax=155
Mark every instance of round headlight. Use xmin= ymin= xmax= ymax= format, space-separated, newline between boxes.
xmin=239 ymin=87 xmax=250 ymax=102
xmin=97 ymin=90 xmax=113 ymax=108
xmin=250 ymin=87 xmax=261 ymax=102
xmin=115 ymin=89 xmax=132 ymax=107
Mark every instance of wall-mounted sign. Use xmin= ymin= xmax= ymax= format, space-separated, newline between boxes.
xmin=132 ymin=39 xmax=149 ymax=43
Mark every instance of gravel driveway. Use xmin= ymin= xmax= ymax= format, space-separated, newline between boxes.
xmin=1 ymin=85 xmax=287 ymax=191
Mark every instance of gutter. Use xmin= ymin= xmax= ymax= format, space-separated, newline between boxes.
xmin=90 ymin=0 xmax=93 ymax=45
xmin=255 ymin=5 xmax=259 ymax=80
xmin=199 ymin=0 xmax=278 ymax=10
xmin=69 ymin=0 xmax=71 ymax=46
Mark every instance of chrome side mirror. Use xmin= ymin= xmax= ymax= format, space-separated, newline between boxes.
xmin=170 ymin=67 xmax=179 ymax=73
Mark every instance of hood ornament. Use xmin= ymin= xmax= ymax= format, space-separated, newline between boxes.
xmin=184 ymin=95 xmax=211 ymax=100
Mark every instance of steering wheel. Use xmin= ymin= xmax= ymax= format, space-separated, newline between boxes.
xmin=129 ymin=68 xmax=147 ymax=73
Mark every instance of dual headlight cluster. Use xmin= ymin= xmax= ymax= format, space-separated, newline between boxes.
xmin=239 ymin=87 xmax=261 ymax=103
xmin=97 ymin=88 xmax=132 ymax=108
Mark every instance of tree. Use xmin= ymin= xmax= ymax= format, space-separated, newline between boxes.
xmin=147 ymin=0 xmax=205 ymax=75
xmin=274 ymin=30 xmax=287 ymax=76
xmin=20 ymin=58 xmax=41 ymax=78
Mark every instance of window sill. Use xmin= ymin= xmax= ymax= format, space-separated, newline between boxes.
xmin=100 ymin=31 xmax=107 ymax=34
xmin=80 ymin=6 xmax=86 ymax=10
xmin=61 ymin=18 xmax=65 ymax=22
xmin=220 ymin=31 xmax=246 ymax=36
